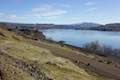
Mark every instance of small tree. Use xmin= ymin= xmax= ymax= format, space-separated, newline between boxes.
xmin=58 ymin=41 xmax=65 ymax=47
xmin=83 ymin=41 xmax=120 ymax=57
xmin=83 ymin=41 xmax=100 ymax=53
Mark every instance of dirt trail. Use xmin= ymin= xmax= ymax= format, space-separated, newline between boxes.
xmin=31 ymin=40 xmax=120 ymax=80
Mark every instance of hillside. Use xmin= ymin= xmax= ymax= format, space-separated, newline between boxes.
xmin=0 ymin=28 xmax=107 ymax=80
xmin=1 ymin=22 xmax=120 ymax=31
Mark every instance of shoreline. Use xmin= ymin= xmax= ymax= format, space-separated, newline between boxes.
xmin=43 ymin=38 xmax=120 ymax=58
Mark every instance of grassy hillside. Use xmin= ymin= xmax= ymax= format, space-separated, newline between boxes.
xmin=0 ymin=28 xmax=105 ymax=80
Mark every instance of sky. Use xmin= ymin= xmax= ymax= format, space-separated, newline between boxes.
xmin=0 ymin=0 xmax=120 ymax=24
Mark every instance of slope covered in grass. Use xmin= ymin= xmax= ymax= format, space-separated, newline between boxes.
xmin=0 ymin=28 xmax=105 ymax=80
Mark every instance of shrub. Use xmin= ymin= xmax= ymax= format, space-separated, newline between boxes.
xmin=83 ymin=41 xmax=120 ymax=57
xmin=58 ymin=41 xmax=65 ymax=47
xmin=83 ymin=41 xmax=102 ymax=53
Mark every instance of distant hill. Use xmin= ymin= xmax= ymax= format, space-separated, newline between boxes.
xmin=35 ymin=23 xmax=101 ymax=29
xmin=71 ymin=22 xmax=101 ymax=30
xmin=90 ymin=23 xmax=120 ymax=31
xmin=104 ymin=23 xmax=120 ymax=31
xmin=0 ymin=22 xmax=120 ymax=31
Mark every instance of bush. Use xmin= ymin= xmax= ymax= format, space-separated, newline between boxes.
xmin=83 ymin=41 xmax=101 ymax=53
xmin=83 ymin=41 xmax=120 ymax=57
xmin=58 ymin=41 xmax=65 ymax=47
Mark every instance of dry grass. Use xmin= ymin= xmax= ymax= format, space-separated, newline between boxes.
xmin=0 ymin=28 xmax=106 ymax=80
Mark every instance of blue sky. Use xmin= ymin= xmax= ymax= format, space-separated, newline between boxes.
xmin=0 ymin=0 xmax=120 ymax=24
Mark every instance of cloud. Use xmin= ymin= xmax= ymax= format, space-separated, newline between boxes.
xmin=0 ymin=13 xmax=4 ymax=16
xmin=58 ymin=4 xmax=70 ymax=8
xmin=9 ymin=14 xmax=17 ymax=18
xmin=30 ymin=4 xmax=67 ymax=18
xmin=0 ymin=4 xmax=68 ymax=22
xmin=86 ymin=7 xmax=97 ymax=12
xmin=0 ymin=13 xmax=26 ymax=22
xmin=84 ymin=2 xmax=96 ymax=6
xmin=84 ymin=1 xmax=98 ymax=12
xmin=100 ymin=17 xmax=120 ymax=24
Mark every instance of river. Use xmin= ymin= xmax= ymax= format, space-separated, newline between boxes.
xmin=41 ymin=29 xmax=120 ymax=49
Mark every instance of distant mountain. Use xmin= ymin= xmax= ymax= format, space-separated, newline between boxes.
xmin=35 ymin=22 xmax=101 ymax=29
xmin=0 ymin=22 xmax=120 ymax=31
xmin=91 ymin=23 xmax=120 ymax=31
xmin=71 ymin=22 xmax=101 ymax=30
xmin=104 ymin=23 xmax=120 ymax=31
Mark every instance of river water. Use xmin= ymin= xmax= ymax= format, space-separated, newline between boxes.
xmin=41 ymin=29 xmax=120 ymax=49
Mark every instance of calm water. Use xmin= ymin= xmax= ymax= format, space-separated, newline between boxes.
xmin=41 ymin=29 xmax=120 ymax=49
